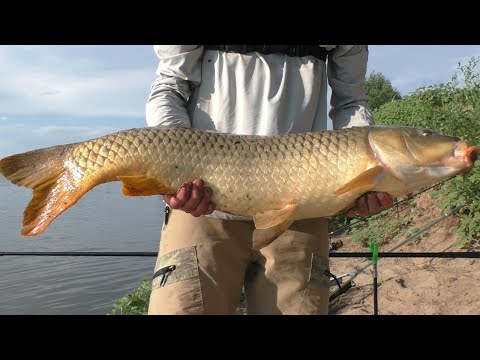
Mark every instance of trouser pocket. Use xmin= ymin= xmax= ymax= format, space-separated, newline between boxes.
xmin=299 ymin=254 xmax=331 ymax=315
xmin=148 ymin=246 xmax=204 ymax=315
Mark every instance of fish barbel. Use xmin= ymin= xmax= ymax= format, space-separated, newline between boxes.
xmin=0 ymin=125 xmax=477 ymax=249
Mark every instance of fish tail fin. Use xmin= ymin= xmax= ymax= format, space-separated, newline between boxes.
xmin=0 ymin=145 xmax=87 ymax=236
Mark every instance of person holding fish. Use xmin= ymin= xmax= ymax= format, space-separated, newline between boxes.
xmin=145 ymin=45 xmax=393 ymax=315
xmin=1 ymin=46 xmax=476 ymax=315
xmin=0 ymin=45 xmax=478 ymax=314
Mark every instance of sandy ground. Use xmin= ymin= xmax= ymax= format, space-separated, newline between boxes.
xmin=329 ymin=190 xmax=480 ymax=315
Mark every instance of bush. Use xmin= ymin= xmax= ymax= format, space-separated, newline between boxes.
xmin=374 ymin=57 xmax=480 ymax=142
xmin=364 ymin=71 xmax=402 ymax=110
xmin=110 ymin=278 xmax=151 ymax=315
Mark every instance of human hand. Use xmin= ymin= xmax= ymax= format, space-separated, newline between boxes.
xmin=164 ymin=178 xmax=216 ymax=217
xmin=346 ymin=192 xmax=394 ymax=218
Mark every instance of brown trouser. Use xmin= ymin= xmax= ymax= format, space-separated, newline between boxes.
xmin=148 ymin=209 xmax=331 ymax=315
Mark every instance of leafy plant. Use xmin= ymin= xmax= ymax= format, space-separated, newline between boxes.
xmin=110 ymin=278 xmax=151 ymax=315
xmin=432 ymin=171 xmax=480 ymax=248
xmin=347 ymin=210 xmax=411 ymax=247
xmin=364 ymin=71 xmax=402 ymax=110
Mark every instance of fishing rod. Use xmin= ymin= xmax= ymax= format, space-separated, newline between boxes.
xmin=329 ymin=252 xmax=480 ymax=258
xmin=2 ymin=250 xmax=478 ymax=257
xmin=0 ymin=251 xmax=158 ymax=257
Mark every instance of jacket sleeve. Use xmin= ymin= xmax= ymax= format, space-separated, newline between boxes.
xmin=327 ymin=45 xmax=374 ymax=129
xmin=145 ymin=45 xmax=204 ymax=128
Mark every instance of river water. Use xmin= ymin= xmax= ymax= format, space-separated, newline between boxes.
xmin=0 ymin=178 xmax=165 ymax=314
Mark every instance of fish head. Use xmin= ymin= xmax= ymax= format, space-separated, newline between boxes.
xmin=368 ymin=126 xmax=478 ymax=193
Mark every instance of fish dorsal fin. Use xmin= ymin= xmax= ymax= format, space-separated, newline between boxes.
xmin=333 ymin=166 xmax=384 ymax=196
xmin=252 ymin=203 xmax=298 ymax=250
xmin=117 ymin=175 xmax=175 ymax=196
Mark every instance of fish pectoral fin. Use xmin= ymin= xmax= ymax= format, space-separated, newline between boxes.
xmin=333 ymin=166 xmax=384 ymax=196
xmin=252 ymin=204 xmax=298 ymax=250
xmin=117 ymin=175 xmax=175 ymax=196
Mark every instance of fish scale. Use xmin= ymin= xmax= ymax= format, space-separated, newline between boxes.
xmin=64 ymin=126 xmax=373 ymax=220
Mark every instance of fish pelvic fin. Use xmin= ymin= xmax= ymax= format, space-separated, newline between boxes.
xmin=252 ymin=203 xmax=298 ymax=250
xmin=0 ymin=145 xmax=86 ymax=237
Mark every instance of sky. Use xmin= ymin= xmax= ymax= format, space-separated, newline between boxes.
xmin=1 ymin=45 xmax=480 ymax=157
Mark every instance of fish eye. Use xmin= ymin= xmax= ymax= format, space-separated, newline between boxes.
xmin=421 ymin=130 xmax=433 ymax=137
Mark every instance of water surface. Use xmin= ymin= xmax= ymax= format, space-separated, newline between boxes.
xmin=0 ymin=178 xmax=165 ymax=314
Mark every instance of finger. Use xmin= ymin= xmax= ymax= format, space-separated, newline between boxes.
xmin=356 ymin=195 xmax=369 ymax=216
xmin=366 ymin=192 xmax=383 ymax=215
xmin=182 ymin=179 xmax=205 ymax=213
xmin=163 ymin=194 xmax=173 ymax=204
xmin=346 ymin=195 xmax=367 ymax=218
xmin=205 ymin=202 xmax=216 ymax=215
xmin=377 ymin=192 xmax=394 ymax=210
xmin=190 ymin=187 xmax=214 ymax=217
xmin=166 ymin=183 xmax=192 ymax=209
xmin=346 ymin=207 xmax=359 ymax=218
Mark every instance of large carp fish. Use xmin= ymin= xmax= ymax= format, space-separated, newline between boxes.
xmin=0 ymin=125 xmax=477 ymax=249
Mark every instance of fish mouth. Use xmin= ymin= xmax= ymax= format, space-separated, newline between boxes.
xmin=454 ymin=143 xmax=478 ymax=173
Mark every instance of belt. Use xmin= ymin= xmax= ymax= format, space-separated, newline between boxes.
xmin=204 ymin=44 xmax=328 ymax=61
